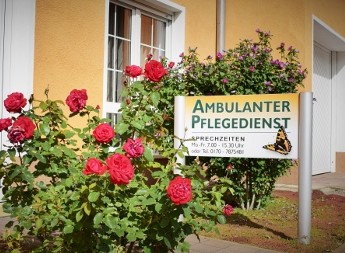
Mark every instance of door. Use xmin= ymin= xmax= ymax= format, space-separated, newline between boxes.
xmin=312 ymin=43 xmax=332 ymax=175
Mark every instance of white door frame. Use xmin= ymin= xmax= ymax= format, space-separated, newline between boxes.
xmin=313 ymin=16 xmax=345 ymax=174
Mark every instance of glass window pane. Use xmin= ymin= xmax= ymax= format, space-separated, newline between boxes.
xmin=115 ymin=71 xmax=124 ymax=102
xmin=108 ymin=3 xmax=115 ymax=35
xmin=152 ymin=48 xmax=165 ymax=60
xmin=116 ymin=6 xmax=131 ymax=40
xmin=107 ymin=70 xmax=114 ymax=102
xmin=106 ymin=113 xmax=122 ymax=126
xmin=108 ymin=37 xmax=114 ymax=68
xmin=141 ymin=45 xmax=151 ymax=66
xmin=153 ymin=19 xmax=165 ymax=49
xmin=141 ymin=15 xmax=152 ymax=46
xmin=115 ymin=39 xmax=130 ymax=70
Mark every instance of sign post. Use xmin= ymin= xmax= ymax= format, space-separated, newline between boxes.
xmin=298 ymin=92 xmax=313 ymax=244
xmin=174 ymin=92 xmax=313 ymax=244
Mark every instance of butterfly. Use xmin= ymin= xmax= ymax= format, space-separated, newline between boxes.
xmin=262 ymin=126 xmax=292 ymax=155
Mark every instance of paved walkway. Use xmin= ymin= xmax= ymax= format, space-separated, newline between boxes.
xmin=0 ymin=173 xmax=344 ymax=253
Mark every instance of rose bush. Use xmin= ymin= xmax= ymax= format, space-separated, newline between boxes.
xmin=0 ymin=60 xmax=231 ymax=252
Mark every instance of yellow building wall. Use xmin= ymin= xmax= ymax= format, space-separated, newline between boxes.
xmin=33 ymin=0 xmax=105 ymax=113
xmin=174 ymin=0 xmax=345 ymax=93
xmin=33 ymin=0 xmax=345 ymax=101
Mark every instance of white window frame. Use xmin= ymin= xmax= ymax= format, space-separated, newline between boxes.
xmin=102 ymin=0 xmax=185 ymax=118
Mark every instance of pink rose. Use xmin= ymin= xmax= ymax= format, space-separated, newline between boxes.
xmin=83 ymin=158 xmax=107 ymax=175
xmin=7 ymin=126 xmax=26 ymax=143
xmin=66 ymin=89 xmax=88 ymax=113
xmin=0 ymin=118 xmax=12 ymax=132
xmin=4 ymin=92 xmax=27 ymax=113
xmin=167 ymin=176 xmax=192 ymax=205
xmin=226 ymin=164 xmax=234 ymax=171
xmin=93 ymin=123 xmax=115 ymax=144
xmin=124 ymin=65 xmax=142 ymax=78
xmin=123 ymin=138 xmax=144 ymax=158
xmin=168 ymin=61 xmax=175 ymax=68
xmin=106 ymin=154 xmax=134 ymax=185
xmin=223 ymin=204 xmax=234 ymax=216
xmin=144 ymin=60 xmax=167 ymax=82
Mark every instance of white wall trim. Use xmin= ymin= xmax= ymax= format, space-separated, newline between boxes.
xmin=0 ymin=0 xmax=36 ymax=148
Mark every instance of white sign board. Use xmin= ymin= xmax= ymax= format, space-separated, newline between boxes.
xmin=176 ymin=94 xmax=299 ymax=159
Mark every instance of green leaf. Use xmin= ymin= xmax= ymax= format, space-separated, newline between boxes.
xmin=155 ymin=203 xmax=162 ymax=213
xmin=35 ymin=218 xmax=43 ymax=229
xmin=104 ymin=215 xmax=116 ymax=229
xmin=64 ymin=178 xmax=73 ymax=187
xmin=217 ymin=215 xmax=227 ymax=224
xmin=127 ymin=232 xmax=137 ymax=242
xmin=143 ymin=146 xmax=154 ymax=161
xmin=142 ymin=198 xmax=156 ymax=206
xmin=131 ymin=120 xmax=144 ymax=130
xmin=150 ymin=91 xmax=160 ymax=106
xmin=83 ymin=202 xmax=91 ymax=216
xmin=62 ymin=130 xmax=74 ymax=138
xmin=93 ymin=212 xmax=103 ymax=226
xmin=159 ymin=217 xmax=169 ymax=228
xmin=116 ymin=122 xmax=129 ymax=135
xmin=76 ymin=210 xmax=83 ymax=222
xmin=88 ymin=191 xmax=100 ymax=202
xmin=39 ymin=123 xmax=50 ymax=136
xmin=63 ymin=224 xmax=74 ymax=234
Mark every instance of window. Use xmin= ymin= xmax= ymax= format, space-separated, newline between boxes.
xmin=103 ymin=0 xmax=185 ymax=123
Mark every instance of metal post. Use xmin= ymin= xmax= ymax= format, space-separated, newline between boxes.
xmin=216 ymin=0 xmax=225 ymax=53
xmin=298 ymin=92 xmax=313 ymax=244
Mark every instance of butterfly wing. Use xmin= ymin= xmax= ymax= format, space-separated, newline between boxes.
xmin=263 ymin=126 xmax=292 ymax=155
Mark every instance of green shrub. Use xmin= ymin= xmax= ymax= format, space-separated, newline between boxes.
xmin=162 ymin=29 xmax=307 ymax=209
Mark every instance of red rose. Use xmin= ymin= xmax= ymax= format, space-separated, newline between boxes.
xmin=123 ymin=138 xmax=144 ymax=158
xmin=66 ymin=89 xmax=88 ymax=113
xmin=223 ymin=204 xmax=234 ymax=216
xmin=83 ymin=158 xmax=107 ymax=175
xmin=106 ymin=154 xmax=134 ymax=185
xmin=12 ymin=116 xmax=35 ymax=139
xmin=4 ymin=92 xmax=27 ymax=113
xmin=0 ymin=118 xmax=12 ymax=132
xmin=93 ymin=123 xmax=115 ymax=143
xmin=124 ymin=65 xmax=142 ymax=78
xmin=144 ymin=60 xmax=167 ymax=82
xmin=167 ymin=176 xmax=192 ymax=205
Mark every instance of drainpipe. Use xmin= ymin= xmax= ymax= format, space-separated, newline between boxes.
xmin=216 ymin=0 xmax=226 ymax=53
